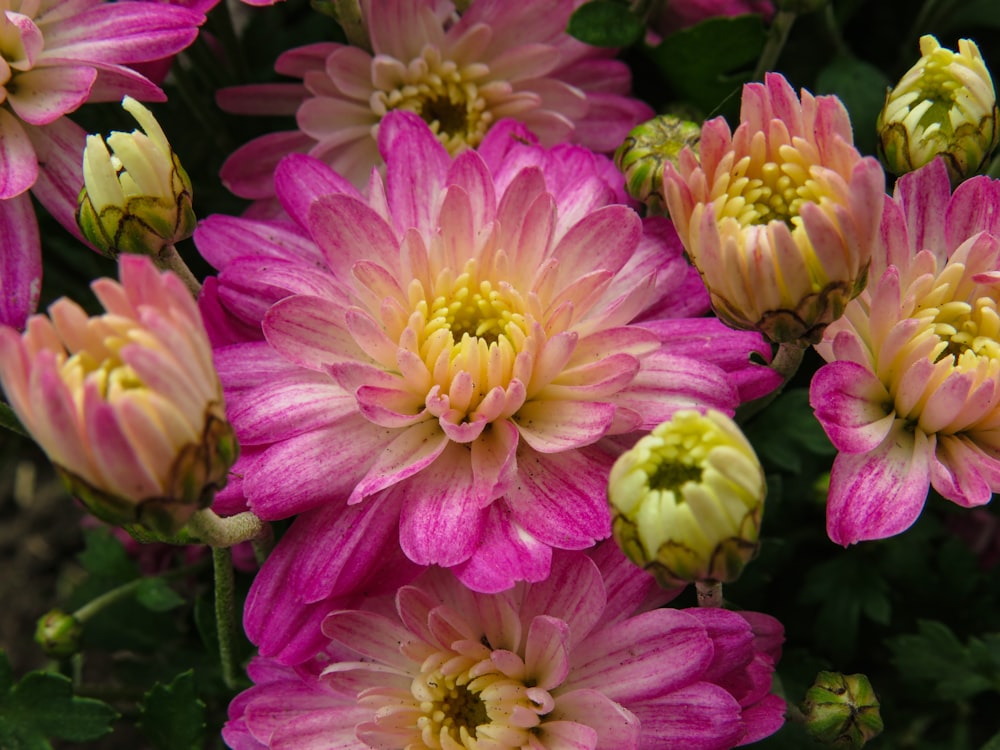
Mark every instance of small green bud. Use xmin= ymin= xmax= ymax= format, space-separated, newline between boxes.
xmin=614 ymin=114 xmax=701 ymax=215
xmin=608 ymin=409 xmax=765 ymax=588
xmin=35 ymin=609 xmax=84 ymax=658
xmin=802 ymin=671 xmax=883 ymax=748
xmin=76 ymin=97 xmax=196 ymax=259
xmin=877 ymin=35 xmax=999 ymax=186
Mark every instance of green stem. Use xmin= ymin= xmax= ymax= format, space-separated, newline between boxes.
xmin=0 ymin=401 xmax=28 ymax=438
xmin=186 ymin=508 xmax=267 ymax=548
xmin=331 ymin=0 xmax=370 ymax=51
xmin=735 ymin=342 xmax=807 ymax=423
xmin=212 ymin=547 xmax=240 ymax=690
xmin=156 ymin=243 xmax=201 ymax=297
xmin=696 ymin=581 xmax=724 ymax=608
xmin=822 ymin=3 xmax=849 ymax=58
xmin=752 ymin=11 xmax=796 ymax=81
xmin=71 ymin=561 xmax=206 ymax=624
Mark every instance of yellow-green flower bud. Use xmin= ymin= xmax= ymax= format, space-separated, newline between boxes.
xmin=614 ymin=114 xmax=701 ymax=215
xmin=607 ymin=409 xmax=765 ymax=588
xmin=76 ymin=96 xmax=196 ymax=259
xmin=877 ymin=35 xmax=999 ymax=185
xmin=35 ymin=609 xmax=83 ymax=658
xmin=803 ymin=671 xmax=883 ymax=748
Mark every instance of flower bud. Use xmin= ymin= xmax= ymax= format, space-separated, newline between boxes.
xmin=614 ymin=114 xmax=702 ymax=214
xmin=0 ymin=256 xmax=237 ymax=536
xmin=35 ymin=609 xmax=83 ymax=658
xmin=76 ymin=97 xmax=196 ymax=259
xmin=802 ymin=671 xmax=883 ymax=747
xmin=608 ymin=409 xmax=765 ymax=588
xmin=877 ymin=35 xmax=999 ymax=185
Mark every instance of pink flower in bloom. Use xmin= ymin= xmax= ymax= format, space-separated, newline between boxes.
xmin=0 ymin=0 xmax=206 ymax=330
xmin=195 ymin=112 xmax=780 ymax=660
xmin=661 ymin=73 xmax=885 ymax=345
xmin=811 ymin=158 xmax=1000 ymax=545
xmin=655 ymin=0 xmax=774 ymax=37
xmin=222 ymin=544 xmax=785 ymax=750
xmin=217 ymin=0 xmax=654 ymax=196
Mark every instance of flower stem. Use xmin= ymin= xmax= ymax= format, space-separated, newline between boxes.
xmin=156 ymin=243 xmax=201 ymax=297
xmin=735 ymin=342 xmax=807 ymax=423
xmin=752 ymin=11 xmax=796 ymax=81
xmin=71 ymin=561 xmax=207 ymax=624
xmin=212 ymin=546 xmax=240 ymax=690
xmin=186 ymin=508 xmax=267 ymax=548
xmin=0 ymin=401 xmax=28 ymax=438
xmin=696 ymin=581 xmax=724 ymax=608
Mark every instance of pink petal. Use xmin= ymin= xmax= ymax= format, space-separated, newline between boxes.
xmin=929 ymin=434 xmax=1000 ymax=508
xmin=244 ymin=417 xmax=393 ymax=519
xmin=524 ymin=615 xmax=571 ymax=690
xmin=0 ymin=192 xmax=41 ymax=329
xmin=504 ymin=445 xmax=614 ymax=549
xmin=519 ymin=552 xmax=606 ymax=649
xmin=23 ymin=116 xmax=88 ymax=241
xmin=567 ymin=609 xmax=713 ymax=701
xmin=308 ymin=193 xmax=400 ymax=273
xmin=396 ymin=442 xmax=486 ymax=567
xmin=5 ymin=66 xmax=96 ymax=125
xmin=810 ymin=361 xmax=895 ymax=453
xmin=274 ymin=153 xmax=364 ymax=230
xmin=221 ymin=131 xmax=315 ymax=199
xmin=377 ymin=111 xmax=449 ymax=236
xmin=548 ymin=689 xmax=640 ymax=750
xmin=452 ymin=502 xmax=553 ymax=593
xmin=348 ymin=420 xmax=449 ymax=503
xmin=628 ymin=683 xmax=744 ymax=749
xmin=0 ymin=109 xmax=38 ymax=198
xmin=263 ymin=295 xmax=364 ymax=370
xmin=533 ymin=720 xmax=598 ymax=750
xmin=826 ymin=421 xmax=932 ymax=545
xmin=514 ymin=399 xmax=616 ymax=452
xmin=894 ymin=157 xmax=952 ymax=262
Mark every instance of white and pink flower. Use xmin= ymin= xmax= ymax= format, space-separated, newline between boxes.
xmin=811 ymin=157 xmax=1000 ymax=544
xmin=195 ymin=111 xmax=780 ymax=661
xmin=0 ymin=0 xmax=206 ymax=329
xmin=222 ymin=544 xmax=785 ymax=750
xmin=217 ymin=0 xmax=654 ymax=197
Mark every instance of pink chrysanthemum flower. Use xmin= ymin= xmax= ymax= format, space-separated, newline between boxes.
xmin=0 ymin=0 xmax=206 ymax=329
xmin=661 ymin=72 xmax=885 ymax=345
xmin=222 ymin=544 xmax=785 ymax=750
xmin=195 ymin=111 xmax=780 ymax=660
xmin=217 ymin=0 xmax=654 ymax=197
xmin=811 ymin=158 xmax=1000 ymax=545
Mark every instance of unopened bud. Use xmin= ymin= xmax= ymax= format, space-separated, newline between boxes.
xmin=77 ymin=97 xmax=196 ymax=258
xmin=878 ymin=35 xmax=998 ymax=185
xmin=803 ymin=671 xmax=883 ymax=748
xmin=608 ymin=409 xmax=765 ymax=588
xmin=35 ymin=609 xmax=83 ymax=658
xmin=614 ymin=114 xmax=701 ymax=214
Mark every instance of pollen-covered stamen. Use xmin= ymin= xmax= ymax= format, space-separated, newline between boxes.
xmin=927 ymin=296 xmax=1000 ymax=364
xmin=407 ymin=258 xmax=533 ymax=423
xmin=409 ymin=655 xmax=552 ymax=750
xmin=372 ymin=45 xmax=494 ymax=155
xmin=715 ymin=140 xmax=824 ymax=227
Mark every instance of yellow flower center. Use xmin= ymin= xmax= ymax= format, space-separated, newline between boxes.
xmin=374 ymin=45 xmax=494 ymax=155
xmin=406 ymin=257 xmax=534 ymax=422
xmin=716 ymin=142 xmax=824 ymax=227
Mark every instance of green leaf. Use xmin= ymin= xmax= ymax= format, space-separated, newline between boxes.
xmin=799 ymin=554 xmax=891 ymax=660
xmin=136 ymin=578 xmax=186 ymax=612
xmin=888 ymin=620 xmax=1000 ymax=702
xmin=980 ymin=728 xmax=1000 ymax=750
xmin=77 ymin=527 xmax=140 ymax=584
xmin=566 ymin=1 xmax=644 ymax=48
xmin=138 ymin=671 xmax=206 ymax=750
xmin=0 ymin=652 xmax=118 ymax=746
xmin=815 ymin=56 xmax=891 ymax=157
xmin=745 ymin=388 xmax=835 ymax=473
xmin=646 ymin=15 xmax=767 ymax=118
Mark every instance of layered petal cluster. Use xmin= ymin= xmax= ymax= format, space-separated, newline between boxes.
xmin=662 ymin=72 xmax=885 ymax=345
xmin=811 ymin=158 xmax=1000 ymax=545
xmin=196 ymin=111 xmax=780 ymax=660
xmin=217 ymin=0 xmax=653 ymax=196
xmin=223 ymin=544 xmax=785 ymax=750
xmin=0 ymin=0 xmax=206 ymax=329
xmin=0 ymin=255 xmax=236 ymax=534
